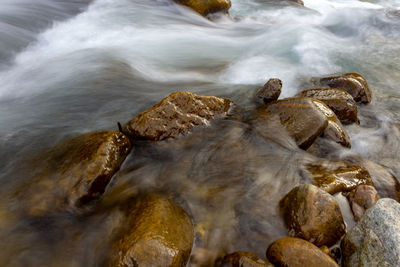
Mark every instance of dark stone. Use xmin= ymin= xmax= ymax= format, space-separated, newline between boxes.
xmin=256 ymin=78 xmax=282 ymax=104
xmin=215 ymin=251 xmax=274 ymax=267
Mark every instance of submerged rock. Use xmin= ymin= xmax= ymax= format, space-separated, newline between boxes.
xmin=123 ymin=91 xmax=232 ymax=141
xmin=109 ymin=194 xmax=194 ymax=267
xmin=175 ymin=0 xmax=231 ymax=16
xmin=297 ymin=88 xmax=358 ymax=124
xmin=19 ymin=131 xmax=132 ymax=216
xmin=215 ymin=251 xmax=274 ymax=267
xmin=266 ymin=237 xmax=339 ymax=267
xmin=256 ymin=78 xmax=282 ymax=104
xmin=305 ymin=160 xmax=373 ymax=195
xmin=347 ymin=185 xmax=379 ymax=221
xmin=320 ymin=73 xmax=372 ymax=104
xmin=280 ymin=184 xmax=346 ymax=246
xmin=341 ymin=198 xmax=400 ymax=267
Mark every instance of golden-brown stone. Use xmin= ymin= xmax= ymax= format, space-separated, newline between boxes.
xmin=347 ymin=185 xmax=380 ymax=221
xmin=175 ymin=0 xmax=231 ymax=16
xmin=215 ymin=251 xmax=274 ymax=267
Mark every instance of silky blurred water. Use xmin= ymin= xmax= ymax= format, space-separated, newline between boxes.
xmin=0 ymin=0 xmax=400 ymax=266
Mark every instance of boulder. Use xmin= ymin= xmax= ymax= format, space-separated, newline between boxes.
xmin=347 ymin=185 xmax=379 ymax=221
xmin=305 ymin=160 xmax=373 ymax=195
xmin=18 ymin=131 xmax=132 ymax=216
xmin=320 ymin=73 xmax=372 ymax=104
xmin=257 ymin=97 xmax=328 ymax=149
xmin=175 ymin=0 xmax=231 ymax=16
xmin=266 ymin=237 xmax=339 ymax=267
xmin=297 ymin=88 xmax=358 ymax=124
xmin=215 ymin=251 xmax=274 ymax=267
xmin=256 ymin=78 xmax=282 ymax=104
xmin=123 ymin=91 xmax=232 ymax=141
xmin=280 ymin=184 xmax=346 ymax=246
xmin=109 ymin=194 xmax=194 ymax=267
xmin=342 ymin=198 xmax=400 ymax=267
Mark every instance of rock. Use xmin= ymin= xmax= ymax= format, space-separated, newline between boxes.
xmin=319 ymin=246 xmax=335 ymax=260
xmin=347 ymin=185 xmax=379 ymax=221
xmin=256 ymin=78 xmax=282 ymax=104
xmin=215 ymin=251 xmax=274 ymax=267
xmin=175 ymin=0 xmax=231 ymax=16
xmin=123 ymin=91 xmax=232 ymax=141
xmin=312 ymin=99 xmax=351 ymax=148
xmin=297 ymin=88 xmax=358 ymax=124
xmin=280 ymin=184 xmax=346 ymax=246
xmin=320 ymin=73 xmax=372 ymax=104
xmin=266 ymin=237 xmax=339 ymax=267
xmin=305 ymin=160 xmax=373 ymax=195
xmin=257 ymin=97 xmax=328 ymax=149
xmin=19 ymin=131 xmax=132 ymax=216
xmin=341 ymin=198 xmax=400 ymax=267
xmin=109 ymin=194 xmax=194 ymax=267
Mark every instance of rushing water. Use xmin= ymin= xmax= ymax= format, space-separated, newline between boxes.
xmin=0 ymin=0 xmax=400 ymax=266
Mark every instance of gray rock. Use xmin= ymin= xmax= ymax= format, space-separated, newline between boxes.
xmin=342 ymin=198 xmax=400 ymax=267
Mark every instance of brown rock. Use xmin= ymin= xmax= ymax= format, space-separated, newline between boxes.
xmin=319 ymin=246 xmax=335 ymax=260
xmin=305 ymin=160 xmax=373 ymax=195
xmin=175 ymin=0 xmax=231 ymax=16
xmin=215 ymin=251 xmax=274 ymax=267
xmin=297 ymin=88 xmax=358 ymax=124
xmin=19 ymin=131 xmax=132 ymax=216
xmin=257 ymin=97 xmax=328 ymax=149
xmin=256 ymin=78 xmax=282 ymax=104
xmin=280 ymin=184 xmax=346 ymax=246
xmin=109 ymin=194 xmax=194 ymax=267
xmin=347 ymin=185 xmax=379 ymax=221
xmin=266 ymin=237 xmax=339 ymax=267
xmin=123 ymin=91 xmax=232 ymax=141
xmin=320 ymin=73 xmax=372 ymax=104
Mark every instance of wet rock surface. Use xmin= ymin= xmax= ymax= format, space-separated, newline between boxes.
xmin=175 ymin=0 xmax=231 ymax=16
xmin=108 ymin=194 xmax=194 ymax=267
xmin=17 ymin=131 xmax=132 ymax=216
xmin=123 ymin=91 xmax=232 ymax=141
xmin=342 ymin=198 xmax=400 ymax=267
xmin=297 ymin=88 xmax=358 ymax=124
xmin=280 ymin=184 xmax=346 ymax=246
xmin=256 ymin=78 xmax=282 ymax=104
xmin=215 ymin=251 xmax=274 ymax=267
xmin=266 ymin=237 xmax=339 ymax=267
xmin=319 ymin=73 xmax=372 ymax=104
xmin=347 ymin=185 xmax=379 ymax=221
xmin=305 ymin=160 xmax=373 ymax=195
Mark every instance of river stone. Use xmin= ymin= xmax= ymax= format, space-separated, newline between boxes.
xmin=123 ymin=91 xmax=232 ymax=141
xmin=215 ymin=251 xmax=274 ymax=267
xmin=266 ymin=237 xmax=339 ymax=267
xmin=175 ymin=0 xmax=231 ymax=16
xmin=20 ymin=131 xmax=132 ymax=216
xmin=320 ymin=73 xmax=372 ymax=104
xmin=297 ymin=88 xmax=359 ymax=124
xmin=280 ymin=184 xmax=346 ymax=246
xmin=312 ymin=99 xmax=351 ymax=148
xmin=109 ymin=194 xmax=194 ymax=267
xmin=341 ymin=198 xmax=400 ymax=267
xmin=256 ymin=78 xmax=282 ymax=104
xmin=305 ymin=160 xmax=373 ymax=195
xmin=257 ymin=97 xmax=328 ymax=149
xmin=347 ymin=185 xmax=379 ymax=221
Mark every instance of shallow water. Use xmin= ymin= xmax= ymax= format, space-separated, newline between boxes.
xmin=0 ymin=0 xmax=400 ymax=265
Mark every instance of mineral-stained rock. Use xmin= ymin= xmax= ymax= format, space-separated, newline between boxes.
xmin=109 ymin=194 xmax=194 ymax=267
xmin=347 ymin=185 xmax=379 ymax=221
xmin=297 ymin=88 xmax=358 ymax=124
xmin=174 ymin=0 xmax=231 ymax=16
xmin=257 ymin=97 xmax=328 ymax=149
xmin=19 ymin=131 xmax=132 ymax=216
xmin=341 ymin=198 xmax=400 ymax=267
xmin=123 ymin=91 xmax=232 ymax=141
xmin=280 ymin=184 xmax=346 ymax=246
xmin=320 ymin=73 xmax=372 ymax=104
xmin=305 ymin=160 xmax=373 ymax=195
xmin=215 ymin=251 xmax=274 ymax=267
xmin=256 ymin=78 xmax=282 ymax=104
xmin=266 ymin=237 xmax=339 ymax=267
